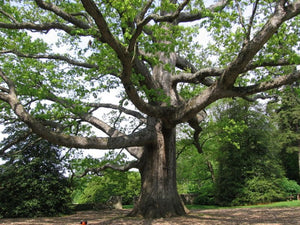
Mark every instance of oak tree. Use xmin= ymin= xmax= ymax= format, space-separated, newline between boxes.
xmin=0 ymin=0 xmax=299 ymax=218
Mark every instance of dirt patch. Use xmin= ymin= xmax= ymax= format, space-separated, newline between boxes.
xmin=1 ymin=207 xmax=300 ymax=225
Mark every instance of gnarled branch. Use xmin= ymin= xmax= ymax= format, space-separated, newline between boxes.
xmin=173 ymin=68 xmax=222 ymax=86
xmin=188 ymin=111 xmax=207 ymax=154
xmin=34 ymin=0 xmax=90 ymax=29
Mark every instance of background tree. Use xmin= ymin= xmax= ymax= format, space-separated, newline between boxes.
xmin=0 ymin=125 xmax=71 ymax=218
xmin=0 ymin=0 xmax=299 ymax=218
xmin=270 ymin=84 xmax=300 ymax=182
xmin=213 ymin=100 xmax=285 ymax=206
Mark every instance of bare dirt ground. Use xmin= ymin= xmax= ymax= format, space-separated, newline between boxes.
xmin=1 ymin=207 xmax=300 ymax=225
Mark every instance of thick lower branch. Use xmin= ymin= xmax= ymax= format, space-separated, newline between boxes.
xmin=0 ymin=86 xmax=154 ymax=150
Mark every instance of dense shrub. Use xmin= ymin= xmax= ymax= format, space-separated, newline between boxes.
xmin=280 ymin=178 xmax=300 ymax=199
xmin=0 ymin=139 xmax=72 ymax=218
xmin=232 ymin=176 xmax=285 ymax=205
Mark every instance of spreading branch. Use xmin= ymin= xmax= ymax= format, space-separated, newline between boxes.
xmin=234 ymin=69 xmax=300 ymax=97
xmin=0 ymin=69 xmax=155 ymax=150
xmin=219 ymin=0 xmax=300 ymax=88
xmin=174 ymin=68 xmax=300 ymax=124
xmin=0 ymin=21 xmax=77 ymax=35
xmin=241 ymin=93 xmax=278 ymax=102
xmin=26 ymin=89 xmax=145 ymax=159
xmin=0 ymin=50 xmax=98 ymax=69
xmin=173 ymin=57 xmax=298 ymax=86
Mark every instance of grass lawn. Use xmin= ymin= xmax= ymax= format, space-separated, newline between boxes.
xmin=185 ymin=200 xmax=300 ymax=210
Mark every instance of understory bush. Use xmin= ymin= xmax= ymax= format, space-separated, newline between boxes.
xmin=73 ymin=171 xmax=140 ymax=205
xmin=232 ymin=176 xmax=285 ymax=205
xmin=195 ymin=180 xmax=215 ymax=205
xmin=280 ymin=178 xmax=300 ymax=199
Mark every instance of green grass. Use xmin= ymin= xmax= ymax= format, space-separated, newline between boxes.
xmin=186 ymin=200 xmax=300 ymax=210
xmin=241 ymin=200 xmax=300 ymax=208
xmin=124 ymin=200 xmax=300 ymax=211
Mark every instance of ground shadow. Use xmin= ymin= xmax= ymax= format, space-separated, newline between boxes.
xmin=1 ymin=207 xmax=300 ymax=224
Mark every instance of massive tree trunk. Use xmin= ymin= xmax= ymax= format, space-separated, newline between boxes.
xmin=129 ymin=119 xmax=188 ymax=218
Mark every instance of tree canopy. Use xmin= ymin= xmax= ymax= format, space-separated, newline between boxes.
xmin=0 ymin=0 xmax=299 ymax=151
xmin=0 ymin=0 xmax=299 ymax=218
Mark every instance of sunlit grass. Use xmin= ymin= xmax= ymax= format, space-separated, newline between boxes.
xmin=186 ymin=200 xmax=300 ymax=210
xmin=242 ymin=200 xmax=300 ymax=208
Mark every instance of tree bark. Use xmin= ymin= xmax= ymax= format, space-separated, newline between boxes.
xmin=129 ymin=119 xmax=188 ymax=218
